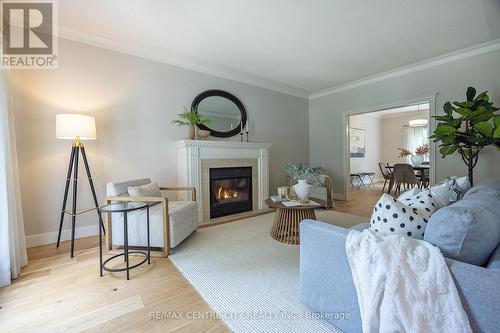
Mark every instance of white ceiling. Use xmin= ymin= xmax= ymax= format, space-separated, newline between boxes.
xmin=368 ymin=103 xmax=430 ymax=118
xmin=58 ymin=0 xmax=500 ymax=97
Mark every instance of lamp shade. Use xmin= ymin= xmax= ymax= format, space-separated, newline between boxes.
xmin=56 ymin=114 xmax=97 ymax=140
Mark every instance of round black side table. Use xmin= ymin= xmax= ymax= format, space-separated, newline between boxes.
xmin=98 ymin=202 xmax=152 ymax=280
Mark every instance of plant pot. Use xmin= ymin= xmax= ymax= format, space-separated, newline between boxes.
xmin=411 ymin=155 xmax=424 ymax=167
xmin=198 ymin=129 xmax=210 ymax=140
xmin=292 ymin=179 xmax=312 ymax=199
xmin=188 ymin=124 xmax=195 ymax=140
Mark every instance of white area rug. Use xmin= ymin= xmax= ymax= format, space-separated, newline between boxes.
xmin=169 ymin=210 xmax=366 ymax=333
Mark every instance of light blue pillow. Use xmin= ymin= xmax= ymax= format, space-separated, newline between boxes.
xmin=464 ymin=179 xmax=500 ymax=197
xmin=487 ymin=245 xmax=500 ymax=270
xmin=424 ymin=180 xmax=500 ymax=265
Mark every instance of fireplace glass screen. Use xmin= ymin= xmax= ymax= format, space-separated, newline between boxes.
xmin=209 ymin=167 xmax=252 ymax=219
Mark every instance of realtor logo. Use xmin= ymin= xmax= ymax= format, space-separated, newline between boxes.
xmin=1 ymin=0 xmax=58 ymax=68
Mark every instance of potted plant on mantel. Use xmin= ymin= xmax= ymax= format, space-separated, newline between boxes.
xmin=397 ymin=144 xmax=429 ymax=167
xmin=172 ymin=107 xmax=211 ymax=140
xmin=430 ymin=87 xmax=500 ymax=186
xmin=286 ymin=163 xmax=325 ymax=199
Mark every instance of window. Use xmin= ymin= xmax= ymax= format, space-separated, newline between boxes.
xmin=403 ymin=126 xmax=429 ymax=162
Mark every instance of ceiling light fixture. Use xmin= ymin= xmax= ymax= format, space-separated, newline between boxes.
xmin=408 ymin=104 xmax=428 ymax=127
xmin=409 ymin=118 xmax=428 ymax=126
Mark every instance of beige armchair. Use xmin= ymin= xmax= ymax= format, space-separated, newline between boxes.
xmin=104 ymin=178 xmax=198 ymax=257
xmin=286 ymin=174 xmax=334 ymax=208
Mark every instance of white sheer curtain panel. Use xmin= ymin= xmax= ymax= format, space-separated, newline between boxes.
xmin=0 ymin=70 xmax=27 ymax=287
xmin=403 ymin=126 xmax=429 ymax=163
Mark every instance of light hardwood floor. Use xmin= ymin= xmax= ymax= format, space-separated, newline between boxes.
xmin=333 ymin=182 xmax=385 ymax=218
xmin=0 ymin=237 xmax=230 ymax=333
xmin=0 ymin=185 xmax=383 ymax=332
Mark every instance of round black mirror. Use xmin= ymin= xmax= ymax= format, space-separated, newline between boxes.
xmin=192 ymin=90 xmax=247 ymax=138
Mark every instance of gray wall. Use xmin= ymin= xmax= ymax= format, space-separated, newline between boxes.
xmin=10 ymin=38 xmax=309 ymax=239
xmin=309 ymin=49 xmax=500 ymax=199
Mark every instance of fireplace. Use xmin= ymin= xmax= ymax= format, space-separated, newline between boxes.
xmin=209 ymin=166 xmax=253 ymax=219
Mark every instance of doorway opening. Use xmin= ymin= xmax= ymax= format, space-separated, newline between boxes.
xmin=342 ymin=102 xmax=433 ymax=217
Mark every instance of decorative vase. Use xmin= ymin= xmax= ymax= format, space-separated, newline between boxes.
xmin=292 ymin=179 xmax=312 ymax=199
xmin=198 ymin=129 xmax=210 ymax=140
xmin=411 ymin=155 xmax=424 ymax=167
xmin=188 ymin=124 xmax=195 ymax=140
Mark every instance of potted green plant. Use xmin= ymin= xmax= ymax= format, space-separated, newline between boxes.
xmin=285 ymin=163 xmax=325 ymax=198
xmin=172 ymin=107 xmax=211 ymax=140
xmin=286 ymin=163 xmax=325 ymax=182
xmin=429 ymin=87 xmax=500 ymax=186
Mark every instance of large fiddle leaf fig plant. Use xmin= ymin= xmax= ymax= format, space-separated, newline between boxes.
xmin=429 ymin=87 xmax=500 ymax=186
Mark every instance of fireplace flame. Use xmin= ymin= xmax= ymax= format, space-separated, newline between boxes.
xmin=217 ymin=186 xmax=239 ymax=200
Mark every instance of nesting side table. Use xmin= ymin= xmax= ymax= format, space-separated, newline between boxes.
xmin=98 ymin=202 xmax=153 ymax=280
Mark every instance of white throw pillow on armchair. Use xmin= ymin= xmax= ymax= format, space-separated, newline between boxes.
xmin=127 ymin=182 xmax=162 ymax=197
xmin=370 ymin=193 xmax=437 ymax=239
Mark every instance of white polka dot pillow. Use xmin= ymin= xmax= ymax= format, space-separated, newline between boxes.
xmin=398 ymin=190 xmax=437 ymax=220
xmin=369 ymin=192 xmax=438 ymax=239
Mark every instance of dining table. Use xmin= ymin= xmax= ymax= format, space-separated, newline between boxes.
xmin=385 ymin=164 xmax=429 ymax=194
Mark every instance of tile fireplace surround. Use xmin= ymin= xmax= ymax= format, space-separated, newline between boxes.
xmin=175 ymin=140 xmax=272 ymax=224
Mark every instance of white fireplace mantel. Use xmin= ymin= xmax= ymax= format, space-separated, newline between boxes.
xmin=175 ymin=140 xmax=272 ymax=223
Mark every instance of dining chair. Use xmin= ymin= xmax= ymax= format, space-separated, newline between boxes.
xmin=392 ymin=164 xmax=420 ymax=196
xmin=378 ymin=162 xmax=393 ymax=193
xmin=418 ymin=168 xmax=430 ymax=188
xmin=385 ymin=162 xmax=393 ymax=174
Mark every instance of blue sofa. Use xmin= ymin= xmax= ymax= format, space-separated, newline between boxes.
xmin=300 ymin=180 xmax=500 ymax=333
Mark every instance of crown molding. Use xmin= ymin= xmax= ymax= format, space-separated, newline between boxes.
xmin=56 ymin=28 xmax=500 ymax=102
xmin=309 ymin=39 xmax=500 ymax=100
xmin=58 ymin=27 xmax=309 ymax=99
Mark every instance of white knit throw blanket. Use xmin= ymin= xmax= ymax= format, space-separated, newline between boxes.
xmin=346 ymin=229 xmax=471 ymax=333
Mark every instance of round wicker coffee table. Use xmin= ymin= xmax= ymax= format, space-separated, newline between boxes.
xmin=266 ymin=197 xmax=326 ymax=245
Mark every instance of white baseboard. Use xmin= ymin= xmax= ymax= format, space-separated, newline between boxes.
xmin=25 ymin=224 xmax=99 ymax=248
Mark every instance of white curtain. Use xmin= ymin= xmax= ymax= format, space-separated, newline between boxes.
xmin=403 ymin=126 xmax=429 ymax=163
xmin=0 ymin=70 xmax=27 ymax=287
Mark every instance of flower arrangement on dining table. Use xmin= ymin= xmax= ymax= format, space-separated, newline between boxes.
xmin=397 ymin=144 xmax=429 ymax=167
xmin=397 ymin=144 xmax=429 ymax=158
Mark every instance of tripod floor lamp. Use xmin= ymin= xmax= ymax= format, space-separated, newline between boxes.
xmin=56 ymin=114 xmax=105 ymax=258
